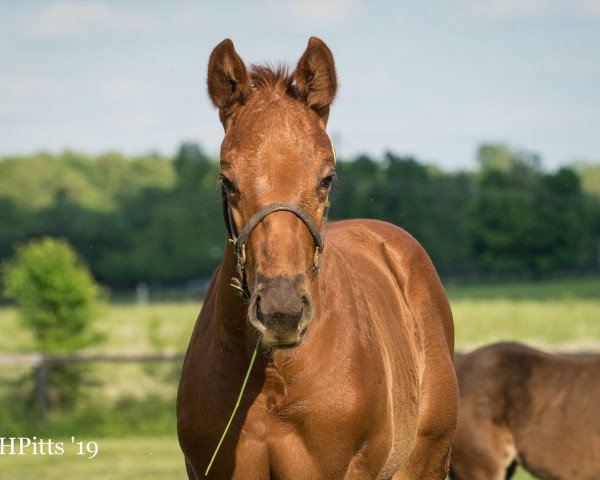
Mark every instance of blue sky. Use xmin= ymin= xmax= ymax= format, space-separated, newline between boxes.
xmin=1 ymin=0 xmax=599 ymax=170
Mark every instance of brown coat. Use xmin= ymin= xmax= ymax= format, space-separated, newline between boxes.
xmin=177 ymin=37 xmax=458 ymax=480
xmin=451 ymin=342 xmax=600 ymax=480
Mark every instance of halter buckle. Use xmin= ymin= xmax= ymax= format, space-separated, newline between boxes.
xmin=312 ymin=246 xmax=321 ymax=275
xmin=237 ymin=243 xmax=246 ymax=266
xmin=229 ymin=238 xmax=246 ymax=267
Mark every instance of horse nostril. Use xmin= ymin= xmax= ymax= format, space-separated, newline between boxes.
xmin=301 ymin=294 xmax=312 ymax=316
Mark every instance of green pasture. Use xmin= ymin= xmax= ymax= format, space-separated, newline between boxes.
xmin=446 ymin=276 xmax=600 ymax=351
xmin=0 ymin=277 xmax=600 ymax=354
xmin=0 ymin=436 xmax=538 ymax=480
xmin=0 ymin=276 xmax=598 ymax=479
xmin=0 ymin=437 xmax=184 ymax=480
xmin=1 ymin=276 xmax=599 ymax=355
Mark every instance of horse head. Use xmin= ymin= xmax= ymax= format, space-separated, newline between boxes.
xmin=207 ymin=37 xmax=337 ymax=348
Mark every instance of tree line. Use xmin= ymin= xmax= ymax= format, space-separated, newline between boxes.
xmin=0 ymin=142 xmax=598 ymax=289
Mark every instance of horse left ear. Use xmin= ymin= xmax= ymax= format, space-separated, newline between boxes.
xmin=295 ymin=37 xmax=337 ymax=126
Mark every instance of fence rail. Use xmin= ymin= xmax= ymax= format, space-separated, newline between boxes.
xmin=0 ymin=352 xmax=185 ymax=367
xmin=1 ymin=349 xmax=596 ymax=424
xmin=0 ymin=352 xmax=185 ymax=423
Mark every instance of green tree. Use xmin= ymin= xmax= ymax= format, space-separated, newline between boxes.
xmin=468 ymin=146 xmax=588 ymax=277
xmin=1 ymin=237 xmax=104 ymax=408
xmin=477 ymin=143 xmax=541 ymax=176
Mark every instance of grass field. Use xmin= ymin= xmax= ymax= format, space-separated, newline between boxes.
xmin=0 ymin=436 xmax=539 ymax=480
xmin=0 ymin=437 xmax=184 ymax=480
xmin=446 ymin=276 xmax=600 ymax=352
xmin=0 ymin=276 xmax=598 ymax=479
xmin=1 ymin=276 xmax=599 ymax=355
xmin=1 ymin=276 xmax=599 ymax=354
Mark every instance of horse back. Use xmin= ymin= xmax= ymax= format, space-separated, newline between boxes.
xmin=455 ymin=342 xmax=600 ymax=479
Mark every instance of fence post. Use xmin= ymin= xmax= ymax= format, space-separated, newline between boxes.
xmin=34 ymin=356 xmax=48 ymax=424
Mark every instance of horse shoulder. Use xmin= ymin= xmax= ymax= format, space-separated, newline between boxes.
xmin=328 ymin=219 xmax=454 ymax=356
xmin=326 ymin=219 xmax=458 ymax=475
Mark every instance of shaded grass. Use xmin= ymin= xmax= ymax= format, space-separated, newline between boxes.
xmin=0 ymin=378 xmax=177 ymax=438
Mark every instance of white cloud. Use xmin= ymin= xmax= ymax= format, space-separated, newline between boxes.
xmin=461 ymin=0 xmax=559 ymax=18
xmin=263 ymin=0 xmax=364 ymax=27
xmin=544 ymin=53 xmax=600 ymax=76
xmin=577 ymin=0 xmax=600 ymax=17
xmin=26 ymin=1 xmax=158 ymax=39
xmin=0 ymin=75 xmax=58 ymax=97
xmin=100 ymin=77 xmax=150 ymax=101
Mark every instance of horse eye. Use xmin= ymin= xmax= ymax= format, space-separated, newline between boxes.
xmin=220 ymin=176 xmax=237 ymax=193
xmin=320 ymin=173 xmax=336 ymax=190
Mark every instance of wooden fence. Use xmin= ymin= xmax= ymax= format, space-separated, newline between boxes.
xmin=0 ymin=352 xmax=185 ymax=424
xmin=1 ymin=349 xmax=595 ymax=424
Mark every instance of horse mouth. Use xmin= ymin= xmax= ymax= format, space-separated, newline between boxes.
xmin=261 ymin=326 xmax=308 ymax=349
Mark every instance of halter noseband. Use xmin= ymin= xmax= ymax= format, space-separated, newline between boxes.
xmin=222 ymin=193 xmax=330 ymax=298
xmin=221 ymin=142 xmax=335 ymax=299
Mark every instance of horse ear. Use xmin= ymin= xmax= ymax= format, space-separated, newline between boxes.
xmin=207 ymin=39 xmax=251 ymax=128
xmin=294 ymin=37 xmax=337 ymax=124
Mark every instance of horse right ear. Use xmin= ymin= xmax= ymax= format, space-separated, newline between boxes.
xmin=207 ymin=39 xmax=251 ymax=128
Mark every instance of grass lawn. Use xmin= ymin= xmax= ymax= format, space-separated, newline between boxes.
xmin=0 ymin=436 xmax=538 ymax=480
xmin=0 ymin=301 xmax=201 ymax=355
xmin=0 ymin=437 xmax=185 ymax=480
xmin=1 ymin=276 xmax=599 ymax=355
xmin=446 ymin=276 xmax=600 ymax=352
xmin=0 ymin=277 xmax=598 ymax=479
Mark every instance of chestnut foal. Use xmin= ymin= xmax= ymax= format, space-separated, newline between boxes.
xmin=177 ymin=37 xmax=458 ymax=479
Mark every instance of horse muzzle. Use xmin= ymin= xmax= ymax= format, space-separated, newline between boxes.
xmin=248 ymin=273 xmax=313 ymax=348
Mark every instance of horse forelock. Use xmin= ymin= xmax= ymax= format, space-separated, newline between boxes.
xmin=249 ymin=64 xmax=297 ymax=98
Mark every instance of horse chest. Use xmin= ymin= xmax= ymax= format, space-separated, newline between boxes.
xmin=229 ymin=370 xmax=394 ymax=479
xmin=236 ymin=404 xmax=364 ymax=479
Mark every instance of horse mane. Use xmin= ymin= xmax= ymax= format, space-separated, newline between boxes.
xmin=249 ymin=63 xmax=297 ymax=98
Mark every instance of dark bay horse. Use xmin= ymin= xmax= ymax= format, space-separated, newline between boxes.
xmin=450 ymin=342 xmax=600 ymax=480
xmin=177 ymin=37 xmax=458 ymax=479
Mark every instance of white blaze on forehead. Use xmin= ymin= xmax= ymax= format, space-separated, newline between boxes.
xmin=254 ymin=174 xmax=270 ymax=197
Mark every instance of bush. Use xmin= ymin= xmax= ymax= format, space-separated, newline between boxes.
xmin=1 ymin=237 xmax=103 ymax=352
xmin=1 ymin=237 xmax=104 ymax=409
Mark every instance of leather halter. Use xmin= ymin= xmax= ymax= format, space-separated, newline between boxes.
xmin=221 ymin=142 xmax=335 ymax=299
xmin=222 ymin=190 xmax=329 ymax=298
